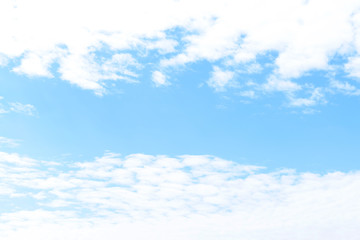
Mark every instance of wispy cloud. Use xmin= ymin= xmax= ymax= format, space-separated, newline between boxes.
xmin=0 ymin=136 xmax=20 ymax=148
xmin=262 ymin=75 xmax=302 ymax=93
xmin=237 ymin=90 xmax=257 ymax=99
xmin=330 ymin=79 xmax=360 ymax=96
xmin=9 ymin=102 xmax=36 ymax=116
xmin=0 ymin=151 xmax=359 ymax=239
xmin=288 ymin=88 xmax=327 ymax=107
xmin=0 ymin=97 xmax=36 ymax=116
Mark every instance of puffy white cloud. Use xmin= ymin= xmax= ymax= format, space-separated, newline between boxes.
xmin=0 ymin=151 xmax=359 ymax=239
xmin=346 ymin=56 xmax=360 ymax=78
xmin=207 ymin=66 xmax=235 ymax=92
xmin=152 ymin=71 xmax=170 ymax=87
xmin=58 ymin=53 xmax=140 ymax=95
xmin=1 ymin=0 xmax=360 ymax=103
xmin=12 ymin=50 xmax=62 ymax=78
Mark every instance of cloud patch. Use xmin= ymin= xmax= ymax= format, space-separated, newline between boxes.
xmin=207 ymin=66 xmax=235 ymax=92
xmin=152 ymin=71 xmax=170 ymax=87
xmin=0 ymin=151 xmax=359 ymax=239
xmin=0 ymin=97 xmax=36 ymax=116
xmin=9 ymin=102 xmax=36 ymax=116
xmin=0 ymin=137 xmax=20 ymax=148
xmin=1 ymin=0 xmax=360 ymax=106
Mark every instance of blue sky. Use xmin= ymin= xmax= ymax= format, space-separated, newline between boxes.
xmin=1 ymin=59 xmax=360 ymax=172
xmin=1 ymin=0 xmax=360 ymax=239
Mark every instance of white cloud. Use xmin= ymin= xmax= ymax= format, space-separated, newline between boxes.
xmin=0 ymin=152 xmax=38 ymax=166
xmin=0 ymin=136 xmax=20 ymax=148
xmin=0 ymin=151 xmax=359 ymax=239
xmin=330 ymin=79 xmax=360 ymax=95
xmin=288 ymin=88 xmax=326 ymax=107
xmin=0 ymin=0 xmax=360 ymax=101
xmin=238 ymin=90 xmax=257 ymax=99
xmin=0 ymin=98 xmax=36 ymax=116
xmin=12 ymin=50 xmax=63 ymax=78
xmin=9 ymin=102 xmax=36 ymax=116
xmin=345 ymin=57 xmax=360 ymax=78
xmin=207 ymin=66 xmax=235 ymax=92
xmin=146 ymin=39 xmax=178 ymax=54
xmin=262 ymin=75 xmax=302 ymax=93
xmin=58 ymin=53 xmax=140 ymax=95
xmin=0 ymin=96 xmax=7 ymax=114
xmin=152 ymin=71 xmax=170 ymax=87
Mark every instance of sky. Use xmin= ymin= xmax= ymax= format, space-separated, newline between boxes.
xmin=0 ymin=0 xmax=360 ymax=239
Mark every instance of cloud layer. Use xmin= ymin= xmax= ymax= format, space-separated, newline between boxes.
xmin=0 ymin=151 xmax=359 ymax=239
xmin=1 ymin=0 xmax=360 ymax=103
